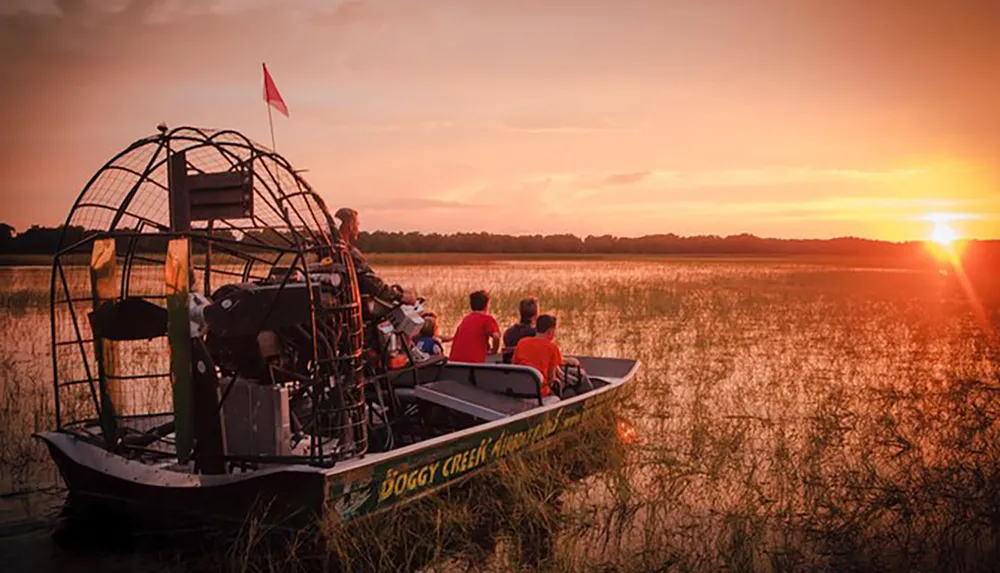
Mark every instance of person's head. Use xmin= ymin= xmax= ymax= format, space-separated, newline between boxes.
xmin=419 ymin=313 xmax=438 ymax=337
xmin=469 ymin=290 xmax=490 ymax=312
xmin=518 ymin=297 xmax=539 ymax=324
xmin=335 ymin=207 xmax=360 ymax=243
xmin=536 ymin=314 xmax=557 ymax=339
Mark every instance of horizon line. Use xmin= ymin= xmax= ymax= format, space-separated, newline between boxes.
xmin=2 ymin=222 xmax=996 ymax=245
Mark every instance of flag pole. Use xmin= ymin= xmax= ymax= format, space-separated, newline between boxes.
xmin=267 ymin=102 xmax=276 ymax=151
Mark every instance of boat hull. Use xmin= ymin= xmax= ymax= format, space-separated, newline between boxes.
xmin=37 ymin=359 xmax=636 ymax=530
xmin=39 ymin=433 xmax=327 ymax=530
xmin=323 ymin=381 xmax=620 ymax=523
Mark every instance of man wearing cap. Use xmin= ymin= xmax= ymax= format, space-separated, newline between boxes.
xmin=334 ymin=207 xmax=417 ymax=305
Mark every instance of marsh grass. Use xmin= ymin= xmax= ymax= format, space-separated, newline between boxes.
xmin=1 ymin=258 xmax=999 ymax=571
xmin=165 ymin=405 xmax=630 ymax=573
xmin=0 ymin=336 xmax=60 ymax=516
xmin=316 ymin=406 xmax=628 ymax=572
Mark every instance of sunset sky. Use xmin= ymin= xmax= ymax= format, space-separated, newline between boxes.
xmin=0 ymin=0 xmax=997 ymax=240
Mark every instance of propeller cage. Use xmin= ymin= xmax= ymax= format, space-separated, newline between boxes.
xmin=50 ymin=126 xmax=368 ymax=470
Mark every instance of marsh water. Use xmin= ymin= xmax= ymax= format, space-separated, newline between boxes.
xmin=1 ymin=256 xmax=998 ymax=571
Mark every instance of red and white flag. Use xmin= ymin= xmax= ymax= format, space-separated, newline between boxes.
xmin=262 ymin=63 xmax=288 ymax=117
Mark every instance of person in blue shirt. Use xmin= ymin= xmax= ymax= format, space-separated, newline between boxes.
xmin=413 ymin=312 xmax=451 ymax=357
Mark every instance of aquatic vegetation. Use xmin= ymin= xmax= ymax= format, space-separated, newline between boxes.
xmin=1 ymin=257 xmax=998 ymax=571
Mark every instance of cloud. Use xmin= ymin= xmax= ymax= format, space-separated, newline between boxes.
xmin=566 ymin=170 xmax=656 ymax=193
xmin=665 ymin=166 xmax=928 ymax=189
xmin=600 ymin=171 xmax=652 ymax=186
xmin=353 ymin=197 xmax=482 ymax=211
xmin=499 ymin=115 xmax=632 ymax=134
xmin=916 ymin=212 xmax=987 ymax=222
xmin=551 ymin=165 xmax=943 ymax=207
xmin=567 ymin=164 xmax=952 ymax=206
xmin=322 ymin=117 xmax=458 ymax=132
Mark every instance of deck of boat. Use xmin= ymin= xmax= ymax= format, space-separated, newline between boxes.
xmin=395 ymin=357 xmax=635 ymax=423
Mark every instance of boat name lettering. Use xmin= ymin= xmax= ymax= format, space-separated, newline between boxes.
xmin=442 ymin=437 xmax=491 ymax=479
xmin=375 ymin=409 xmax=582 ymax=506
xmin=491 ymin=409 xmax=563 ymax=459
xmin=379 ymin=460 xmax=442 ymax=503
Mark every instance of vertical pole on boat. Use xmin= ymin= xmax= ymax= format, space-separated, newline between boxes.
xmin=90 ymin=237 xmax=120 ymax=447
xmin=166 ymin=149 xmax=195 ymax=463
xmin=166 ymin=243 xmax=226 ymax=473
xmin=166 ymin=149 xmax=227 ymax=473
xmin=204 ymin=220 xmax=213 ymax=296
xmin=165 ymin=237 xmax=194 ymax=463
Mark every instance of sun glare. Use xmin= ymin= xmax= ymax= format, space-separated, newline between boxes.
xmin=924 ymin=215 xmax=967 ymax=264
xmin=930 ymin=221 xmax=959 ymax=245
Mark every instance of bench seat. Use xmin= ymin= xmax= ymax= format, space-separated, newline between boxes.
xmin=409 ymin=379 xmax=540 ymax=421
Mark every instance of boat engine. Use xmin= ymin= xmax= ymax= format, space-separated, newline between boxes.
xmin=203 ymin=281 xmax=317 ymax=382
xmin=198 ymin=263 xmax=364 ymax=459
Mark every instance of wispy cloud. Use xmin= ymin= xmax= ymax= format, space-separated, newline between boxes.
xmin=552 ymin=165 xmax=942 ymax=207
xmin=353 ymin=197 xmax=482 ymax=211
xmin=916 ymin=211 xmax=992 ymax=222
xmin=600 ymin=171 xmax=652 ymax=186
xmin=648 ymin=166 xmax=929 ymax=190
xmin=498 ymin=115 xmax=633 ymax=134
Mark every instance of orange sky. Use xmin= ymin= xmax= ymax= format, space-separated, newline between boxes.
xmin=0 ymin=0 xmax=998 ymax=240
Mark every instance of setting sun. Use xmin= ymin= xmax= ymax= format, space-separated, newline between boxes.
xmin=924 ymin=215 xmax=967 ymax=263
xmin=931 ymin=221 xmax=960 ymax=245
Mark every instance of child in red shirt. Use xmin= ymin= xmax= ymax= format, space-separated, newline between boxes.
xmin=448 ymin=290 xmax=500 ymax=363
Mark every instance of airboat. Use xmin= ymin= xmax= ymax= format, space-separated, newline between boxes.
xmin=34 ymin=125 xmax=639 ymax=529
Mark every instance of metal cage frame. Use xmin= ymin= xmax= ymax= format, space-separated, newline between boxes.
xmin=49 ymin=125 xmax=369 ymax=470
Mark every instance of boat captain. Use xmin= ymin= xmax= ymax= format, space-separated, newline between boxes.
xmin=334 ymin=207 xmax=418 ymax=306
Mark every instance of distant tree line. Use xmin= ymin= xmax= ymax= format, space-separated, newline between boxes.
xmin=2 ymin=223 xmax=997 ymax=265
xmin=354 ymin=230 xmax=932 ymax=257
xmin=0 ymin=224 xmax=242 ymax=255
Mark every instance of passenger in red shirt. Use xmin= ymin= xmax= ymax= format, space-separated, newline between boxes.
xmin=448 ymin=290 xmax=500 ymax=363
